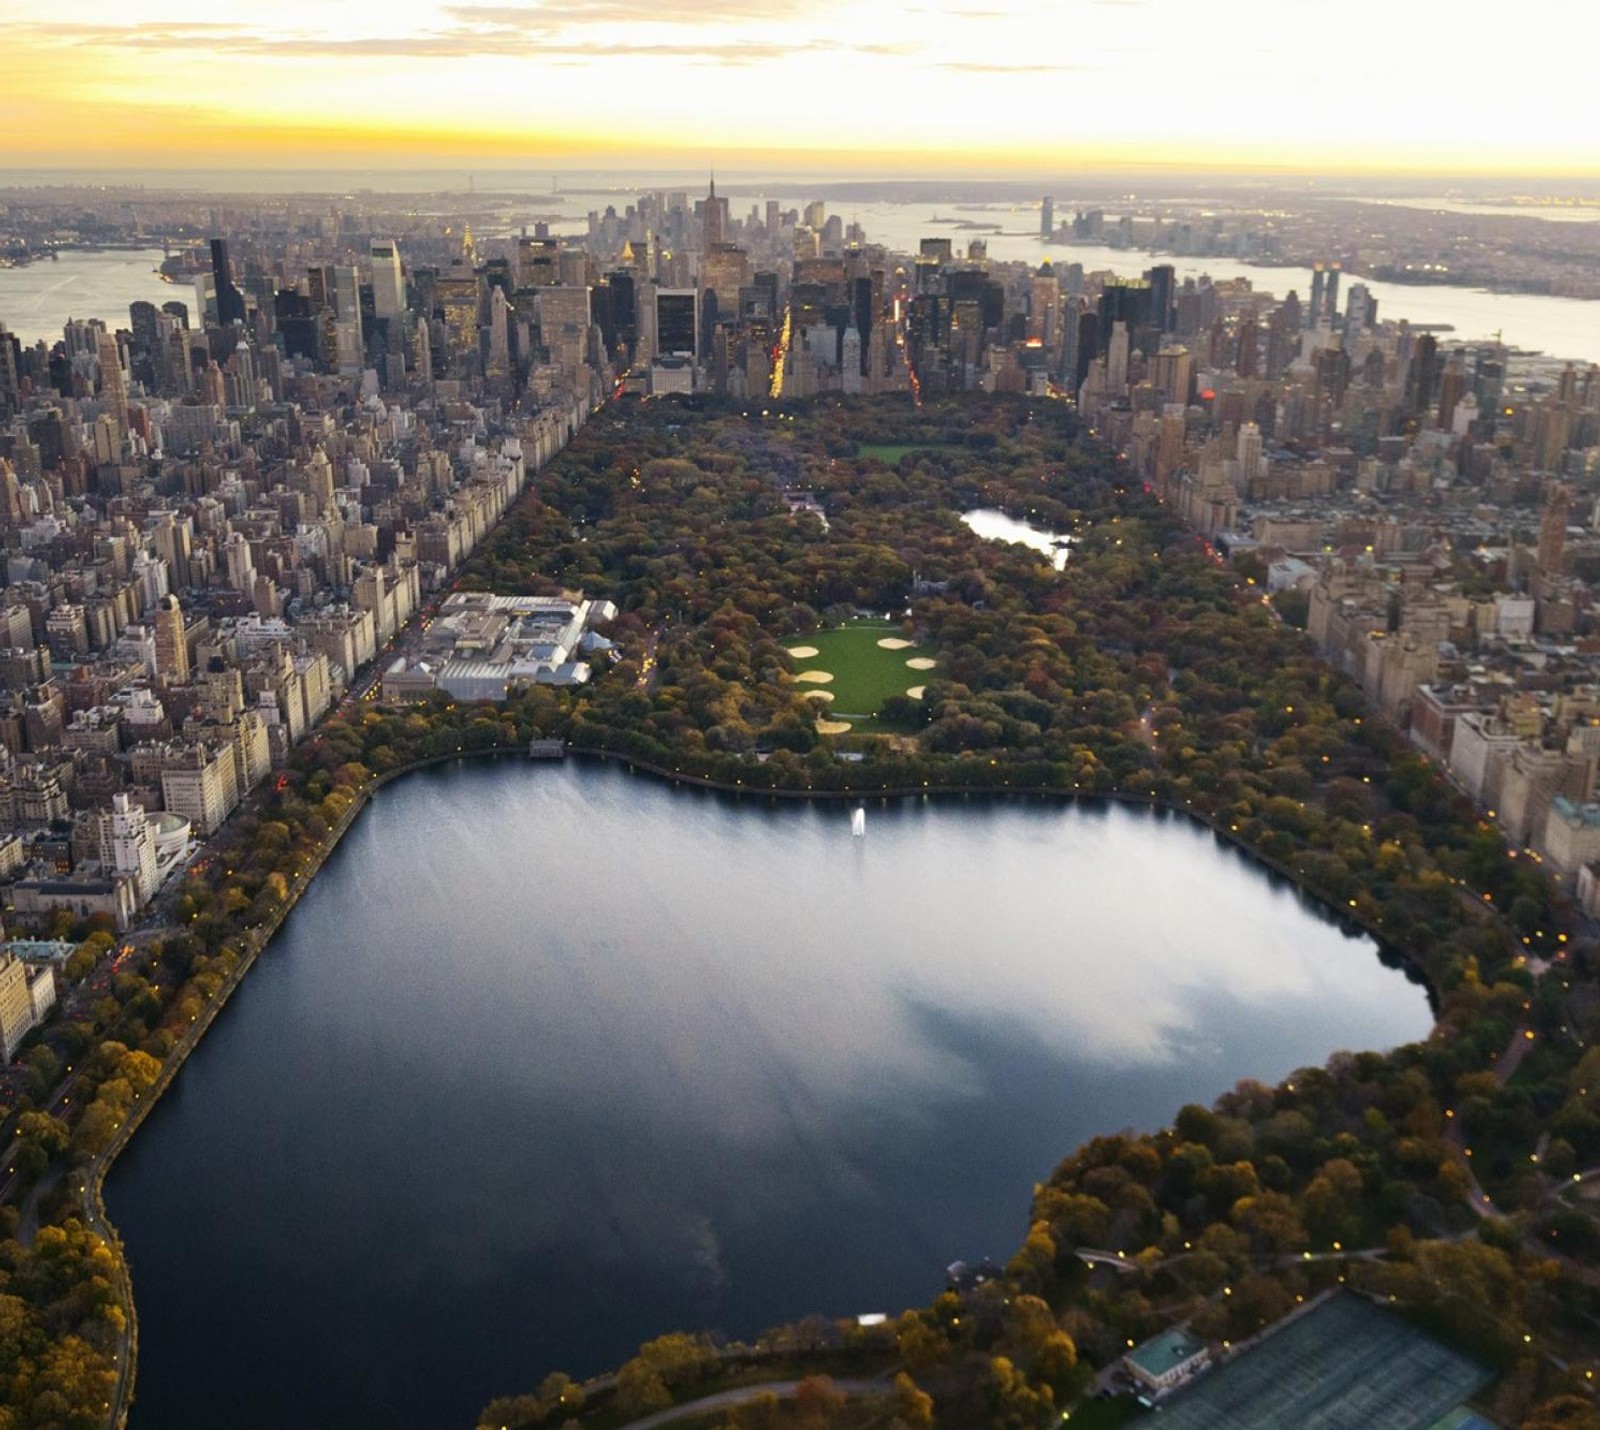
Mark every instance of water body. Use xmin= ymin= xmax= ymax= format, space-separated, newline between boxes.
xmin=689 ymin=200 xmax=1600 ymax=363
xmin=106 ymin=759 xmax=1431 ymax=1430
xmin=0 ymin=249 xmax=178 ymax=345
xmin=963 ymin=508 xmax=1072 ymax=570
xmin=1 ymin=210 xmax=1594 ymax=364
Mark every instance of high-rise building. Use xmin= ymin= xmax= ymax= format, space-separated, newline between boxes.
xmin=1237 ymin=421 xmax=1264 ymax=482
xmin=1152 ymin=345 xmax=1192 ymax=406
xmin=96 ymin=331 xmax=128 ymax=437
xmin=1029 ymin=268 xmax=1060 ymax=351
xmin=539 ymin=287 xmax=591 ymax=375
xmin=159 ymin=740 xmax=240 ymax=837
xmin=1106 ymin=321 xmax=1130 ymax=394
xmin=1236 ymin=317 xmax=1260 ymax=379
xmin=1145 ymin=265 xmax=1175 ymax=333
xmin=99 ymin=793 xmax=160 ymax=907
xmin=1040 ymin=196 xmax=1054 ymax=239
xmin=517 ymin=237 xmax=560 ymax=287
xmin=436 ymin=261 xmax=482 ymax=374
xmin=703 ymin=243 xmax=749 ymax=323
xmin=1437 ymin=361 xmax=1468 ymax=431
xmin=153 ymin=594 xmax=190 ymax=684
xmin=1539 ymin=484 xmax=1572 ymax=573
xmin=655 ymin=289 xmax=699 ymax=358
xmin=211 ymin=238 xmax=246 ymax=326
xmin=0 ymin=952 xmax=44 ymax=1062
xmin=701 ymin=175 xmax=727 ymax=251
xmin=371 ymin=240 xmax=405 ymax=319
xmin=1407 ymin=333 xmax=1439 ymax=415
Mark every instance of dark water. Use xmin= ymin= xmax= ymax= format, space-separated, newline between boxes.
xmin=106 ymin=760 xmax=1432 ymax=1429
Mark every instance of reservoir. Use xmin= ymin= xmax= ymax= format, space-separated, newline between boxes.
xmin=106 ymin=759 xmax=1431 ymax=1430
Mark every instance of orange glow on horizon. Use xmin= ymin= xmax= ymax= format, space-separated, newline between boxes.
xmin=2 ymin=0 xmax=1595 ymax=180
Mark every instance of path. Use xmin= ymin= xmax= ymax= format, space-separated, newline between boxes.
xmin=614 ymin=1377 xmax=889 ymax=1430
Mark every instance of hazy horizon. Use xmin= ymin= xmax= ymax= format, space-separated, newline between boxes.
xmin=5 ymin=0 xmax=1598 ymax=177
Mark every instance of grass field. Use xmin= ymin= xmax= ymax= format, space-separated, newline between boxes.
xmin=857 ymin=442 xmax=960 ymax=464
xmin=787 ymin=622 xmax=934 ymax=725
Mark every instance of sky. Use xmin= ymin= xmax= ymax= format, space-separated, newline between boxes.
xmin=2 ymin=0 xmax=1594 ymax=177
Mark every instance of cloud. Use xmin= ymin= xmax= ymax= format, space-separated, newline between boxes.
xmin=0 ymin=9 xmax=887 ymax=63
xmin=448 ymin=0 xmax=808 ymax=23
xmin=932 ymin=60 xmax=1088 ymax=73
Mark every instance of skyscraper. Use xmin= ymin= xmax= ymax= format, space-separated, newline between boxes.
xmin=1040 ymin=196 xmax=1054 ymax=239
xmin=656 ymin=289 xmax=699 ymax=358
xmin=701 ymin=175 xmax=727 ymax=251
xmin=1106 ymin=321 xmax=1130 ymax=394
xmin=96 ymin=331 xmax=128 ymax=436
xmin=211 ymin=238 xmax=246 ymax=326
xmin=1145 ymin=265 xmax=1175 ymax=333
xmin=371 ymin=240 xmax=405 ymax=319
xmin=154 ymin=595 xmax=190 ymax=684
xmin=1539 ymin=484 xmax=1572 ymax=573
xmin=1407 ymin=333 xmax=1439 ymax=415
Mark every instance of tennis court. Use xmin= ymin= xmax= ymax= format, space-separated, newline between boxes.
xmin=1155 ymin=1294 xmax=1493 ymax=1430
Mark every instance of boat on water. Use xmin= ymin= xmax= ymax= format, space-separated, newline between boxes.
xmin=851 ymin=807 xmax=865 ymax=838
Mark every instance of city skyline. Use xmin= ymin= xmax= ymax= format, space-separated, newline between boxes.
xmin=3 ymin=0 xmax=1597 ymax=177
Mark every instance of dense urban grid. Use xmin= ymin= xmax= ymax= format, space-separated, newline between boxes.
xmin=0 ymin=177 xmax=1598 ymax=1428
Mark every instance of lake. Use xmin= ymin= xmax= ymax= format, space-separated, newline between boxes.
xmin=963 ymin=508 xmax=1073 ymax=570
xmin=105 ymin=758 xmax=1432 ymax=1430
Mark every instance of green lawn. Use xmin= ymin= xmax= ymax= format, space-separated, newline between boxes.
xmin=856 ymin=442 xmax=960 ymax=464
xmin=786 ymin=621 xmax=935 ymax=724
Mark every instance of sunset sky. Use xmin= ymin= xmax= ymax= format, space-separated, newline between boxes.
xmin=2 ymin=0 xmax=1593 ymax=176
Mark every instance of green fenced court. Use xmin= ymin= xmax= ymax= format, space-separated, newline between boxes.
xmin=1154 ymin=1295 xmax=1493 ymax=1430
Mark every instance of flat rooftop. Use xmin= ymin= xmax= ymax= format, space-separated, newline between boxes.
xmin=1126 ymin=1327 xmax=1206 ymax=1379
xmin=1153 ymin=1294 xmax=1493 ymax=1430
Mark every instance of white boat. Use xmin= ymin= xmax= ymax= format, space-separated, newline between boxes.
xmin=851 ymin=807 xmax=866 ymax=838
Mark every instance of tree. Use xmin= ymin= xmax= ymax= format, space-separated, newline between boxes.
xmin=890 ymin=1372 xmax=934 ymax=1429
xmin=612 ymin=1359 xmax=671 ymax=1419
xmin=985 ymin=1355 xmax=1054 ymax=1429
xmin=793 ymin=1374 xmax=847 ymax=1428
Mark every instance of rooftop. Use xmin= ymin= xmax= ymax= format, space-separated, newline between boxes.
xmin=1126 ymin=1326 xmax=1207 ymax=1378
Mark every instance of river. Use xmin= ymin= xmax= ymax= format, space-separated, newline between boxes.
xmin=1 ymin=214 xmax=1597 ymax=365
xmin=105 ymin=758 xmax=1431 ymax=1430
xmin=0 ymin=249 xmax=178 ymax=345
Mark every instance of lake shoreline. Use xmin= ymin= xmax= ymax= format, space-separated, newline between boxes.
xmin=99 ymin=736 xmax=1440 ymax=1428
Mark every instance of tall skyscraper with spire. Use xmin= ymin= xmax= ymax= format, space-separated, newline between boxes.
xmin=702 ymin=174 xmax=726 ymax=252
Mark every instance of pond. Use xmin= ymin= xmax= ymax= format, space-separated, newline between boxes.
xmin=963 ymin=508 xmax=1074 ymax=570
